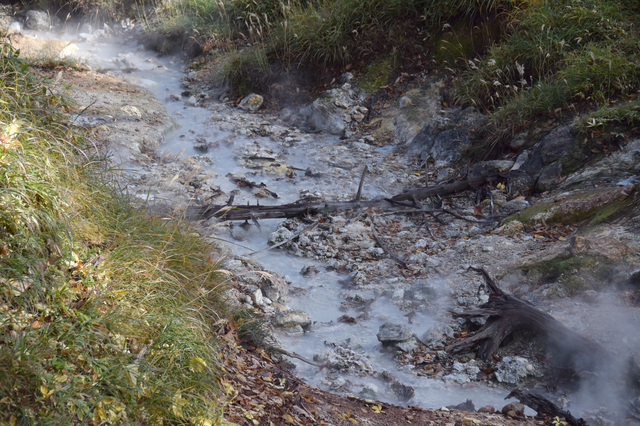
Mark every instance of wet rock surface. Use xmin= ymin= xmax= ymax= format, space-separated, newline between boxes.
xmin=15 ymin=20 xmax=640 ymax=424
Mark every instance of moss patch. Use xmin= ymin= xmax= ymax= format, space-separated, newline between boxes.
xmin=505 ymin=184 xmax=637 ymax=226
xmin=523 ymin=253 xmax=616 ymax=295
xmin=357 ymin=54 xmax=396 ymax=93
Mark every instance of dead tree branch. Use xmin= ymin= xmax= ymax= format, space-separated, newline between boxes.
xmin=447 ymin=268 xmax=609 ymax=375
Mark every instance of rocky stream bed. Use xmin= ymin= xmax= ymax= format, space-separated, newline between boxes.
xmin=4 ymin=11 xmax=640 ymax=425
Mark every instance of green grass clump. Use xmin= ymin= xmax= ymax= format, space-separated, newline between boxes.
xmin=145 ymin=0 xmax=510 ymax=95
xmin=0 ymin=42 xmax=228 ymax=424
xmin=456 ymin=0 xmax=640 ymax=141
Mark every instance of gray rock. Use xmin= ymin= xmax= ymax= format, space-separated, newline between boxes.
xmin=251 ymin=288 xmax=263 ymax=305
xmin=539 ymin=126 xmax=576 ymax=165
xmin=510 ymin=150 xmax=529 ymax=171
xmin=561 ymin=138 xmax=640 ymax=188
xmin=325 ymin=83 xmax=356 ymax=109
xmin=377 ymin=322 xmax=413 ymax=343
xmin=408 ymin=124 xmax=440 ymax=155
xmin=25 ymin=10 xmax=51 ymax=30
xmin=447 ymin=399 xmax=475 ymax=412
xmin=186 ymin=95 xmax=198 ymax=106
xmin=339 ymin=72 xmax=354 ymax=83
xmin=238 ymin=93 xmax=264 ymax=111
xmin=469 ymin=160 xmax=515 ymax=179
xmin=395 ymin=339 xmax=419 ymax=352
xmin=300 ymin=99 xmax=345 ymax=136
xmin=391 ymin=288 xmax=404 ymax=302
xmin=435 ymin=167 xmax=457 ymax=182
xmin=300 ymin=265 xmax=319 ymax=276
xmin=429 ymin=129 xmax=471 ymax=166
xmin=268 ymin=227 xmax=294 ymax=245
xmin=398 ymin=96 xmax=413 ymax=108
xmin=394 ymin=114 xmax=424 ymax=145
xmin=536 ymin=162 xmax=563 ymax=192
xmin=120 ymin=105 xmax=142 ymax=119
xmin=507 ymin=170 xmax=536 ymax=195
xmin=390 ymin=381 xmax=415 ymax=401
xmin=5 ymin=21 xmax=21 ymax=33
xmin=359 ymin=383 xmax=378 ymax=399
xmin=502 ymin=196 xmax=529 ymax=213
xmin=404 ymin=279 xmax=452 ymax=303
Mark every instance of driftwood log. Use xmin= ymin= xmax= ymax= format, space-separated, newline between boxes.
xmin=447 ymin=267 xmax=610 ymax=373
xmin=186 ymin=175 xmax=495 ymax=221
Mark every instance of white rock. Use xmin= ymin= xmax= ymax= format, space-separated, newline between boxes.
xmin=391 ymin=288 xmax=405 ymax=302
xmin=251 ymin=288 xmax=263 ymax=305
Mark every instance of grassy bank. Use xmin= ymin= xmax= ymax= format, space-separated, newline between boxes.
xmin=140 ymin=0 xmax=638 ymax=144
xmin=0 ymin=42 xmax=228 ymax=424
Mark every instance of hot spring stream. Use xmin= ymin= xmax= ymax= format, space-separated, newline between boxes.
xmin=26 ymin=23 xmax=640 ymax=420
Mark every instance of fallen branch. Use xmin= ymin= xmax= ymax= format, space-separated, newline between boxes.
xmin=354 ymin=165 xmax=368 ymax=203
xmin=505 ymin=389 xmax=587 ymax=426
xmin=187 ymin=175 xmax=496 ymax=222
xmin=390 ymin=175 xmax=491 ymax=203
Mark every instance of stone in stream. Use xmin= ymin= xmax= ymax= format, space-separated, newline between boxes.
xmin=271 ymin=308 xmax=311 ymax=331
xmin=238 ymin=93 xmax=264 ymax=112
xmin=376 ymin=322 xmax=418 ymax=353
xmin=259 ymin=272 xmax=289 ymax=302
xmin=501 ymin=401 xmax=525 ymax=418
xmin=377 ymin=322 xmax=413 ymax=342
xmin=359 ymin=383 xmax=379 ymax=399
xmin=447 ymin=399 xmax=475 ymax=412
xmin=389 ymin=380 xmax=415 ymax=401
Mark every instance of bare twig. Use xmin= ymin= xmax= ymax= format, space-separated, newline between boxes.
xmin=73 ymin=99 xmax=97 ymax=122
xmin=354 ymin=165 xmax=368 ymax=203
xmin=273 ymin=347 xmax=327 ymax=368
xmin=370 ymin=223 xmax=407 ymax=268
